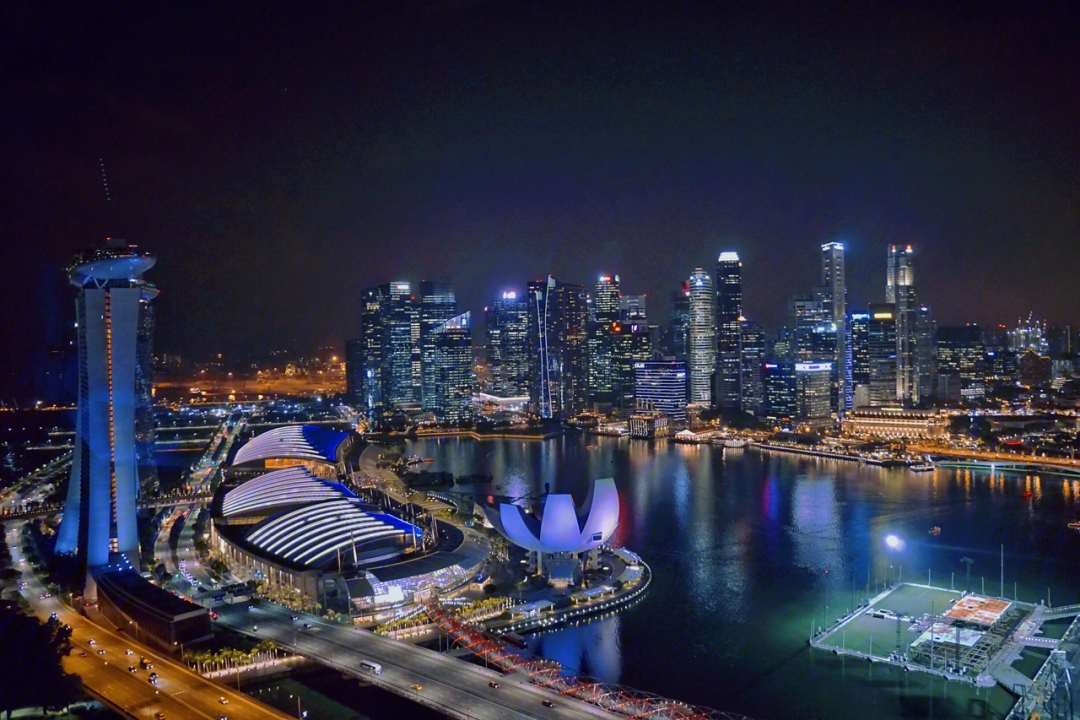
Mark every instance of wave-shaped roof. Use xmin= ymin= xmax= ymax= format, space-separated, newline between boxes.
xmin=233 ymin=425 xmax=350 ymax=466
xmin=484 ymin=478 xmax=619 ymax=554
xmin=222 ymin=466 xmax=355 ymax=517
xmin=245 ymin=499 xmax=419 ymax=568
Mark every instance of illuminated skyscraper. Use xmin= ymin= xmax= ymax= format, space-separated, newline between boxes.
xmin=664 ymin=282 xmax=691 ymax=362
xmin=738 ymin=320 xmax=766 ymax=415
xmin=820 ymin=242 xmax=850 ymax=409
xmin=431 ymin=311 xmax=473 ymax=423
xmin=527 ymin=276 xmax=588 ymax=419
xmin=418 ymin=280 xmax=457 ymax=411
xmin=57 ymin=239 xmax=158 ymax=572
xmin=886 ymin=245 xmax=917 ymax=404
xmin=357 ymin=281 xmax=417 ymax=419
xmin=715 ymin=252 xmax=742 ymax=409
xmin=687 ymin=268 xmax=716 ymax=404
xmin=634 ymin=360 xmax=688 ymax=423
xmin=588 ymin=275 xmax=620 ymax=403
xmin=484 ymin=291 xmax=529 ymax=397
xmin=867 ymin=303 xmax=898 ymax=407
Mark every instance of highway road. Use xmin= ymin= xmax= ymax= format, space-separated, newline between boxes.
xmin=10 ymin=528 xmax=292 ymax=720
xmin=217 ymin=601 xmax=614 ymax=720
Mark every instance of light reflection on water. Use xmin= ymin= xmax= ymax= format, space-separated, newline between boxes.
xmin=407 ymin=436 xmax=1080 ymax=720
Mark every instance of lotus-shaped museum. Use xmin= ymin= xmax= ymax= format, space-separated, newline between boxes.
xmin=483 ymin=478 xmax=619 ymax=553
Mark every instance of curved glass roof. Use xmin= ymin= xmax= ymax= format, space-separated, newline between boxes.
xmin=246 ymin=499 xmax=420 ymax=569
xmin=484 ymin=478 xmax=619 ymax=553
xmin=233 ymin=425 xmax=350 ymax=466
xmin=222 ymin=466 xmax=355 ymax=517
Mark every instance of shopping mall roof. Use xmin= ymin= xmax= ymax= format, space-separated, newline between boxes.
xmin=245 ymin=498 xmax=420 ymax=569
xmin=232 ymin=424 xmax=351 ymax=466
xmin=944 ymin=595 xmax=1011 ymax=626
xmin=221 ymin=466 xmax=353 ymax=517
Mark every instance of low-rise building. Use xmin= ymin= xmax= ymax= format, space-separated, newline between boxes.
xmin=841 ymin=407 xmax=947 ymax=440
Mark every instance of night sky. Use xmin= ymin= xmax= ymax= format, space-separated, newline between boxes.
xmin=2 ymin=1 xmax=1078 ymax=398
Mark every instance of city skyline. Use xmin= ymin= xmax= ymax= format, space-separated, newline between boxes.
xmin=2 ymin=2 xmax=1078 ymax=399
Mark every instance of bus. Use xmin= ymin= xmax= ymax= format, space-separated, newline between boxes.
xmin=360 ymin=660 xmax=382 ymax=675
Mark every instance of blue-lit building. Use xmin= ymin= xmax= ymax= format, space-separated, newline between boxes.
xmin=357 ymin=281 xmax=417 ymax=419
xmin=57 ymin=239 xmax=158 ymax=575
xmin=633 ymin=360 xmax=688 ymax=423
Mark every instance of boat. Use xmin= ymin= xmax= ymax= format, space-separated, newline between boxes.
xmin=722 ymin=438 xmax=749 ymax=449
xmin=1068 ymin=521 xmax=1080 ymax=530
xmin=1022 ymin=491 xmax=1033 ymax=499
xmin=929 ymin=526 xmax=941 ymax=535
xmin=586 ymin=445 xmax=598 ymax=450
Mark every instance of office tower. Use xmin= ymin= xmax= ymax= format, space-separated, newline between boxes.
xmin=357 ymin=286 xmax=386 ymax=413
xmin=762 ymin=361 xmax=797 ymax=426
xmin=664 ymin=282 xmax=691 ymax=361
xmin=418 ymin=281 xmax=457 ymax=411
xmin=357 ymin=281 xmax=417 ymax=418
xmin=795 ymin=362 xmax=833 ymax=429
xmin=484 ymin=291 xmax=529 ymax=397
xmin=867 ymin=303 xmax=898 ymax=406
xmin=687 ymin=269 xmax=716 ymax=404
xmin=57 ymin=239 xmax=158 ymax=572
xmin=588 ymin=275 xmax=620 ymax=404
xmin=1047 ymin=325 xmax=1073 ymax=357
xmin=345 ymin=337 xmax=364 ymax=402
xmin=634 ymin=360 xmax=688 ymax=423
xmin=738 ymin=320 xmax=766 ymax=415
xmin=715 ymin=252 xmax=742 ymax=409
xmin=527 ymin=276 xmax=589 ymax=420
xmin=886 ymin=245 xmax=917 ymax=405
xmin=820 ymin=242 xmax=850 ymax=409
xmin=619 ymin=294 xmax=647 ymax=323
xmin=134 ymin=295 xmax=157 ymax=494
xmin=612 ymin=320 xmax=652 ymax=408
xmin=431 ymin=312 xmax=473 ymax=423
xmin=914 ymin=305 xmax=936 ymax=405
xmin=937 ymin=325 xmax=985 ymax=402
xmin=849 ymin=312 xmax=870 ymax=386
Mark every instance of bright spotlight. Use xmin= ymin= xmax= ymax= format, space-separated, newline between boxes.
xmin=885 ymin=535 xmax=901 ymax=549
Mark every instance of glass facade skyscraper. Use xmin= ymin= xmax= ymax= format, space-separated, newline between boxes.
xmin=820 ymin=242 xmax=850 ymax=410
xmin=588 ymin=275 xmax=620 ymax=404
xmin=419 ymin=280 xmax=457 ymax=411
xmin=527 ymin=276 xmax=588 ymax=419
xmin=715 ymin=252 xmax=742 ymax=409
xmin=431 ymin=311 xmax=473 ymax=423
xmin=686 ymin=268 xmax=716 ymax=404
xmin=634 ymin=360 xmax=688 ymax=422
xmin=484 ymin=291 xmax=529 ymax=397
xmin=886 ymin=245 xmax=918 ymax=405
xmin=867 ymin=303 xmax=899 ymax=407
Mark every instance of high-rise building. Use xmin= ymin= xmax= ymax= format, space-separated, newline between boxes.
xmin=527 ymin=276 xmax=589 ymax=419
xmin=357 ymin=281 xmax=417 ymax=419
xmin=715 ymin=252 xmax=742 ymax=409
xmin=345 ymin=337 xmax=364 ymax=402
xmin=820 ymin=242 xmax=850 ymax=410
xmin=1009 ymin=313 xmax=1049 ymax=354
xmin=588 ymin=275 xmax=620 ymax=404
xmin=738 ymin=320 xmax=766 ymax=415
xmin=687 ymin=269 xmax=716 ymax=404
xmin=611 ymin=321 xmax=652 ymax=408
xmin=867 ymin=303 xmax=898 ymax=407
xmin=484 ymin=291 xmax=529 ymax=397
xmin=634 ymin=360 xmax=688 ymax=423
xmin=937 ymin=325 xmax=985 ymax=402
xmin=57 ymin=239 xmax=158 ymax=573
xmin=762 ymin=361 xmax=797 ymax=426
xmin=886 ymin=245 xmax=918 ymax=405
xmin=418 ymin=281 xmax=457 ymax=411
xmin=619 ymin=294 xmax=647 ymax=323
xmin=664 ymin=282 xmax=691 ymax=361
xmin=849 ymin=312 xmax=870 ymax=387
xmin=431 ymin=311 xmax=473 ymax=423
xmin=914 ymin=304 xmax=936 ymax=405
xmin=795 ymin=362 xmax=834 ymax=429
xmin=134 ymin=295 xmax=157 ymax=494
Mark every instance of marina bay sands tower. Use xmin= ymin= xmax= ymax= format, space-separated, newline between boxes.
xmin=56 ymin=239 xmax=158 ymax=574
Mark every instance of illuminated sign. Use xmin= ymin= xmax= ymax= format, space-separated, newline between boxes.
xmin=873 ymin=312 xmax=894 ymax=320
xmin=718 ymin=251 xmax=740 ymax=262
xmin=796 ymin=362 xmax=833 ymax=372
xmin=502 ymin=291 xmax=517 ymax=300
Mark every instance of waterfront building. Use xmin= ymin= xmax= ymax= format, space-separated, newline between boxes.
xmin=633 ymin=360 xmax=688 ymax=423
xmin=762 ymin=361 xmax=797 ymax=426
xmin=820 ymin=242 xmax=850 ymax=410
xmin=937 ymin=325 xmax=985 ymax=402
xmin=612 ymin=321 xmax=652 ymax=409
xmin=484 ymin=291 xmax=529 ymax=397
xmin=841 ymin=407 xmax=947 ymax=440
xmin=418 ymin=280 xmax=457 ymax=412
xmin=527 ymin=276 xmax=589 ymax=420
xmin=588 ymin=275 xmax=620 ymax=405
xmin=738 ymin=320 xmax=766 ymax=415
xmin=715 ymin=252 xmax=742 ymax=409
xmin=886 ymin=245 xmax=918 ymax=405
xmin=57 ymin=239 xmax=158 ymax=574
xmin=687 ymin=268 xmax=716 ymax=405
xmin=628 ymin=402 xmax=670 ymax=438
xmin=431 ymin=311 xmax=474 ymax=423
xmin=866 ymin=303 xmax=898 ymax=407
xmin=795 ymin=362 xmax=833 ymax=430
xmin=356 ymin=281 xmax=417 ymax=418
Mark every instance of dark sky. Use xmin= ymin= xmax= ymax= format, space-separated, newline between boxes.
xmin=2 ymin=1 xmax=1078 ymax=396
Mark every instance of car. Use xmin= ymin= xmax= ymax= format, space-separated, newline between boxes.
xmin=149 ymin=672 xmax=158 ymax=679
xmin=128 ymin=666 xmax=137 ymax=673
xmin=542 ymin=700 xmax=554 ymax=707
xmin=488 ymin=681 xmax=500 ymax=688
xmin=154 ymin=713 xmax=167 ymax=720
xmin=411 ymin=684 xmax=423 ymax=691
xmin=78 ymin=652 xmax=87 ymax=658
xmin=88 ymin=639 xmax=96 ymax=646
xmin=49 ymin=612 xmax=57 ymax=620
xmin=125 ymin=649 xmax=133 ymax=655
xmin=219 ymin=697 xmax=229 ymax=705
xmin=291 ymin=615 xmax=298 ymax=620
xmin=302 ymin=623 xmax=311 ymax=629
xmin=97 ymin=650 xmax=106 ymax=655
xmin=148 ymin=677 xmax=158 ymax=685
